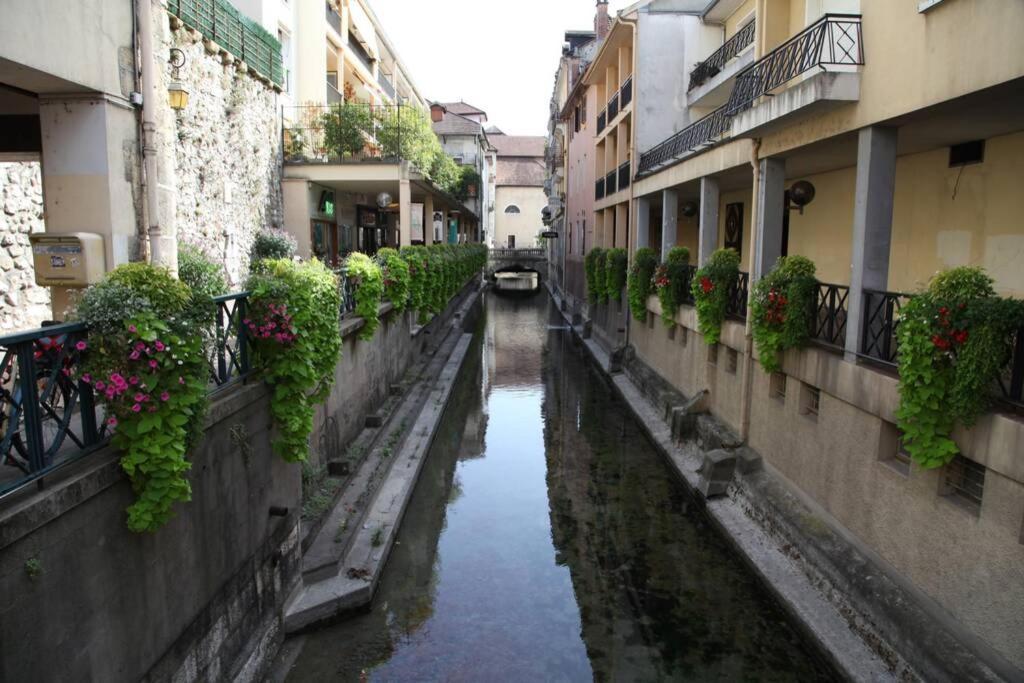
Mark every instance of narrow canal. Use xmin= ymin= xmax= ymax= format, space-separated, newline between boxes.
xmin=283 ymin=293 xmax=836 ymax=681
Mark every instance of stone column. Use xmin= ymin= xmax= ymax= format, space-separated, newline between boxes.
xmin=698 ymin=176 xmax=720 ymax=265
xmin=661 ymin=188 xmax=678 ymax=259
xmin=398 ymin=177 xmax=412 ymax=247
xmin=423 ymin=194 xmax=435 ymax=244
xmin=754 ymin=157 xmax=786 ymax=281
xmin=845 ymin=126 xmax=897 ymax=361
xmin=635 ymin=196 xmax=651 ymax=249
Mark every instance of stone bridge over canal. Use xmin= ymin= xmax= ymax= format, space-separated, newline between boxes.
xmin=487 ymin=247 xmax=547 ymax=280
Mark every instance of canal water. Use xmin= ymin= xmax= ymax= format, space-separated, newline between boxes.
xmin=283 ymin=293 xmax=835 ymax=681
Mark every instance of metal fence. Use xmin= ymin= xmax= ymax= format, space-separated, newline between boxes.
xmin=283 ymin=103 xmax=409 ymax=164
xmin=637 ymin=105 xmax=732 ymax=175
xmin=726 ymin=272 xmax=749 ymax=321
xmin=810 ymin=282 xmax=849 ymax=349
xmin=618 ymin=161 xmax=631 ymax=191
xmin=689 ymin=19 xmax=756 ymax=91
xmin=620 ymin=76 xmax=633 ymax=108
xmin=167 ymin=0 xmax=284 ymax=86
xmin=595 ymin=177 xmax=605 ymax=201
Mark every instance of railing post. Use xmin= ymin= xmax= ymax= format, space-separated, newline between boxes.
xmin=78 ymin=377 xmax=100 ymax=446
xmin=14 ymin=342 xmax=45 ymax=472
xmin=216 ymin=301 xmax=228 ymax=383
xmin=237 ymin=296 xmax=250 ymax=377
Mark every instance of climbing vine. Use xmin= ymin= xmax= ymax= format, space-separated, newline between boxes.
xmin=895 ymin=266 xmax=1024 ymax=469
xmin=376 ymin=247 xmax=411 ymax=312
xmin=76 ymin=264 xmax=210 ymax=533
xmin=692 ymin=248 xmax=740 ymax=345
xmin=345 ymin=252 xmax=385 ymax=341
xmin=585 ymin=247 xmax=606 ymax=303
xmin=627 ymin=247 xmax=659 ymax=321
xmin=654 ymin=247 xmax=691 ymax=327
xmin=400 ymin=245 xmax=430 ymax=318
xmin=246 ymin=259 xmax=341 ymax=463
xmin=750 ymin=255 xmax=818 ymax=372
xmin=604 ymin=248 xmax=628 ymax=302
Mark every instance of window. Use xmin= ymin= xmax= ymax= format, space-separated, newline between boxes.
xmin=581 ymin=97 xmax=587 ymax=128
xmin=726 ymin=348 xmax=738 ymax=374
xmin=647 ymin=311 xmax=655 ymax=329
xmin=504 ymin=205 xmax=520 ymax=214
xmin=581 ymin=219 xmax=586 ymax=255
xmin=949 ymin=140 xmax=984 ymax=167
xmin=878 ymin=422 xmax=911 ymax=476
xmin=278 ymin=28 xmax=292 ymax=93
xmin=678 ymin=326 xmax=688 ymax=347
xmin=574 ymin=105 xmax=581 ymax=133
xmin=667 ymin=324 xmax=676 ymax=341
xmin=800 ymin=383 xmax=820 ymax=421
xmin=507 ymin=235 xmax=515 ymax=248
xmin=708 ymin=344 xmax=719 ymax=366
xmin=770 ymin=372 xmax=786 ymax=401
xmin=942 ymin=455 xmax=985 ymax=515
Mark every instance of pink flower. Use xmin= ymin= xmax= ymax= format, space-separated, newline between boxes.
xmin=129 ymin=350 xmax=140 ymax=360
xmin=131 ymin=403 xmax=142 ymax=413
xmin=128 ymin=324 xmax=137 ymax=334
xmin=110 ymin=373 xmax=125 ymax=385
xmin=178 ymin=376 xmax=185 ymax=385
xmin=148 ymin=406 xmax=158 ymax=413
xmin=154 ymin=341 xmax=165 ymax=352
xmin=135 ymin=342 xmax=146 ymax=352
xmin=95 ymin=381 xmax=106 ymax=391
xmin=160 ymin=391 xmax=170 ymax=402
xmin=81 ymin=373 xmax=92 ymax=384
xmin=75 ymin=340 xmax=87 ymax=351
xmin=105 ymin=388 xmax=116 ymax=400
xmin=148 ymin=360 xmax=158 ymax=369
xmin=129 ymin=375 xmax=139 ymax=385
xmin=107 ymin=416 xmax=118 ymax=427
xmin=134 ymin=393 xmax=145 ymax=403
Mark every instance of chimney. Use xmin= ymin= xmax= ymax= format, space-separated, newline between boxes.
xmin=595 ymin=0 xmax=610 ymax=40
xmin=429 ymin=103 xmax=446 ymax=123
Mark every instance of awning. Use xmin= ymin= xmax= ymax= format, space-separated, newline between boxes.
xmin=348 ymin=1 xmax=379 ymax=61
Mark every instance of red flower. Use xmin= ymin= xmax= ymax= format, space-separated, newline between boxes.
xmin=932 ymin=334 xmax=950 ymax=350
xmin=953 ymin=329 xmax=969 ymax=345
xmin=700 ymin=277 xmax=714 ymax=294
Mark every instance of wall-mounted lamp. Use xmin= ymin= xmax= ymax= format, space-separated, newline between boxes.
xmin=787 ymin=180 xmax=816 ymax=214
xmin=168 ymin=48 xmax=189 ymax=111
xmin=376 ymin=192 xmax=393 ymax=209
xmin=680 ymin=200 xmax=699 ymax=218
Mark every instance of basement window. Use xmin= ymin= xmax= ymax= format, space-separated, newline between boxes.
xmin=878 ymin=422 xmax=910 ymax=477
xmin=726 ymin=348 xmax=738 ymax=374
xmin=708 ymin=344 xmax=719 ymax=366
xmin=647 ymin=312 xmax=655 ymax=329
xmin=679 ymin=326 xmax=688 ymax=347
xmin=949 ymin=140 xmax=985 ymax=167
xmin=769 ymin=372 xmax=787 ymax=402
xmin=800 ymin=383 xmax=820 ymax=421
xmin=667 ymin=324 xmax=677 ymax=341
xmin=942 ymin=454 xmax=985 ymax=515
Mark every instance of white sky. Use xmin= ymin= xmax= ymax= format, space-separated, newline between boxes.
xmin=369 ymin=0 xmax=633 ymax=137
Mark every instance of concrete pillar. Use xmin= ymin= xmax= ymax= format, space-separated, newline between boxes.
xmin=296 ymin=0 xmax=329 ymax=104
xmin=698 ymin=176 xmax=720 ymax=265
xmin=398 ymin=178 xmax=412 ymax=247
xmin=754 ymin=157 xmax=786 ymax=281
xmin=423 ymin=194 xmax=434 ymax=244
xmin=38 ymin=96 xmax=139 ymax=318
xmin=661 ymin=189 xmax=678 ymax=259
xmin=635 ymin=196 xmax=651 ymax=249
xmin=845 ymin=126 xmax=897 ymax=360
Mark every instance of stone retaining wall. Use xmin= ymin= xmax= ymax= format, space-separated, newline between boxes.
xmin=0 ymin=160 xmax=49 ymax=333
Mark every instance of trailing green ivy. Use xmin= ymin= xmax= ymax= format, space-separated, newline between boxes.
xmin=654 ymin=247 xmax=691 ymax=327
xmin=400 ymin=245 xmax=430 ymax=318
xmin=692 ymin=248 xmax=740 ymax=345
xmin=750 ymin=255 xmax=818 ymax=372
xmin=604 ymin=248 xmax=628 ymax=302
xmin=345 ymin=252 xmax=385 ymax=341
xmin=585 ymin=247 xmax=606 ymax=303
xmin=627 ymin=248 xmax=659 ymax=321
xmin=895 ymin=266 xmax=1024 ymax=469
xmin=376 ymin=247 xmax=411 ymax=312
xmin=76 ymin=264 xmax=210 ymax=533
xmin=245 ymin=259 xmax=341 ymax=463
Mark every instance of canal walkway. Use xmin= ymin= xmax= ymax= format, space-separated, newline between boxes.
xmin=274 ymin=293 xmax=854 ymax=681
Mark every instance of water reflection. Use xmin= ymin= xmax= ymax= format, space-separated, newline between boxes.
xmin=283 ymin=294 xmax=834 ymax=682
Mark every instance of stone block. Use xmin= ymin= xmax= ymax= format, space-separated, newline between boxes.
xmin=696 ymin=449 xmax=737 ymax=498
xmin=696 ymin=415 xmax=743 ymax=451
xmin=734 ymin=446 xmax=763 ymax=474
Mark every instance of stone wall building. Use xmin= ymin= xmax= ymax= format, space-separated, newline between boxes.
xmin=0 ymin=161 xmax=48 ymax=330
xmin=492 ymin=134 xmax=547 ymax=249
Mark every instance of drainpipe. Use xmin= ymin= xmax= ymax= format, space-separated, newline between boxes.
xmin=137 ymin=0 xmax=177 ymax=275
xmin=131 ymin=0 xmax=150 ymax=263
xmin=738 ymin=138 xmax=761 ymax=442
xmin=619 ymin=13 xmax=638 ymax=356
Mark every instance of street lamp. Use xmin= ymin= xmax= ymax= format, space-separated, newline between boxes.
xmin=168 ymin=48 xmax=189 ymax=111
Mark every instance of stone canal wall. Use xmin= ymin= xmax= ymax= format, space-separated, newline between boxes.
xmin=0 ymin=280 xmax=481 ymax=682
xmin=0 ymin=160 xmax=49 ymax=332
xmin=574 ymin=290 xmax=1024 ymax=681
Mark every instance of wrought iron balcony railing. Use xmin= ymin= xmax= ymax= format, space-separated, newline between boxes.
xmin=595 ymin=177 xmax=605 ymax=200
xmin=689 ymin=20 xmax=756 ymax=92
xmin=620 ymin=76 xmax=633 ymax=108
xmin=605 ymin=169 xmax=617 ymax=196
xmin=607 ymin=91 xmax=620 ymax=121
xmin=726 ymin=14 xmax=863 ymax=115
xmin=617 ymin=161 xmax=631 ymax=191
xmin=597 ymin=109 xmax=607 ymax=134
xmin=283 ymin=104 xmax=436 ymax=166
xmin=726 ymin=272 xmax=749 ymax=321
xmin=637 ymin=105 xmax=732 ymax=175
xmin=860 ymin=288 xmax=909 ymax=366
xmin=810 ymin=282 xmax=849 ymax=349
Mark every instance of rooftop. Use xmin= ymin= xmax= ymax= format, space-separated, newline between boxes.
xmin=490 ymin=134 xmax=546 ymax=158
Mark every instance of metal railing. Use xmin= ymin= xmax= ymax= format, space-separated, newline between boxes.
xmin=726 ymin=14 xmax=863 ymax=115
xmin=283 ymin=103 xmax=411 ymax=165
xmin=689 ymin=19 xmax=756 ymax=92
xmin=210 ymin=293 xmax=252 ymax=388
xmin=326 ymin=2 xmax=342 ymax=34
xmin=998 ymin=329 xmax=1024 ymax=407
xmin=168 ymin=0 xmax=284 ymax=86
xmin=620 ymin=76 xmax=633 ymax=108
xmin=811 ymin=282 xmax=849 ymax=349
xmin=617 ymin=161 xmax=631 ymax=191
xmin=679 ymin=265 xmax=697 ymax=306
xmin=637 ymin=105 xmax=732 ymax=175
xmin=597 ymin=109 xmax=607 ymax=134
xmin=607 ymin=91 xmax=620 ymax=121
xmin=489 ymin=248 xmax=546 ymax=260
xmin=605 ymin=169 xmax=617 ymax=196
xmin=326 ymin=81 xmax=342 ymax=104
xmin=348 ymin=35 xmax=376 ymax=73
xmin=860 ymin=289 xmax=909 ymax=366
xmin=726 ymin=271 xmax=749 ymax=320
xmin=378 ymin=72 xmax=396 ymax=100
xmin=595 ymin=177 xmax=605 ymax=200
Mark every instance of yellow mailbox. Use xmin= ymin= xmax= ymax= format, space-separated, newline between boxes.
xmin=29 ymin=233 xmax=106 ymax=287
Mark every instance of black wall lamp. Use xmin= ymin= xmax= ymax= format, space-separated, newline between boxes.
xmin=787 ymin=180 xmax=816 ymax=214
xmin=680 ymin=200 xmax=699 ymax=217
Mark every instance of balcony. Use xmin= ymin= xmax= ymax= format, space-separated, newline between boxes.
xmin=607 ymin=91 xmax=620 ymax=122
xmin=595 ymin=177 xmax=605 ymax=200
xmin=377 ymin=72 xmax=396 ymax=100
xmin=689 ymin=20 xmax=756 ymax=92
xmin=637 ymin=105 xmax=732 ymax=176
xmin=597 ymin=109 xmax=607 ymax=134
xmin=282 ymin=103 xmax=416 ymax=165
xmin=687 ymin=20 xmax=756 ymax=108
xmin=620 ymin=76 xmax=633 ymax=108
xmin=605 ymin=169 xmax=617 ymax=196
xmin=727 ymin=14 xmax=863 ymax=135
xmin=327 ymin=81 xmax=342 ymax=104
xmin=326 ymin=2 xmax=342 ymax=35
xmin=617 ymin=161 xmax=630 ymax=191
xmin=347 ymin=33 xmax=376 ymax=74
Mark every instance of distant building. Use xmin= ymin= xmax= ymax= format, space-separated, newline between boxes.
xmin=492 ymin=134 xmax=546 ymax=249
xmin=430 ymin=101 xmax=496 ymax=244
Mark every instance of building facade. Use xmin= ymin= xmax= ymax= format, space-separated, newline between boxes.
xmin=550 ymin=0 xmax=1024 ymax=677
xmin=431 ymin=101 xmax=496 ymax=244
xmin=492 ymin=134 xmax=547 ymax=249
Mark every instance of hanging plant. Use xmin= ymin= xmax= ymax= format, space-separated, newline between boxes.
xmin=895 ymin=266 xmax=1024 ymax=469
xmin=585 ymin=247 xmax=606 ymax=304
xmin=604 ymin=248 xmax=628 ymax=302
xmin=399 ymin=245 xmax=430 ymax=319
xmin=750 ymin=255 xmax=818 ymax=372
xmin=654 ymin=247 xmax=691 ymax=327
xmin=627 ymin=247 xmax=659 ymax=321
xmin=692 ymin=247 xmax=740 ymax=345
xmin=345 ymin=252 xmax=385 ymax=341
xmin=75 ymin=264 xmax=211 ymax=533
xmin=246 ymin=259 xmax=341 ymax=463
xmin=376 ymin=247 xmax=411 ymax=312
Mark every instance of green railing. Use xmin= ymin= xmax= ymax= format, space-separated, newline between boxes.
xmin=168 ymin=0 xmax=284 ymax=86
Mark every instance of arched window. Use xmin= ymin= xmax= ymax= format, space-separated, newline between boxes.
xmin=504 ymin=205 xmax=521 ymax=214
